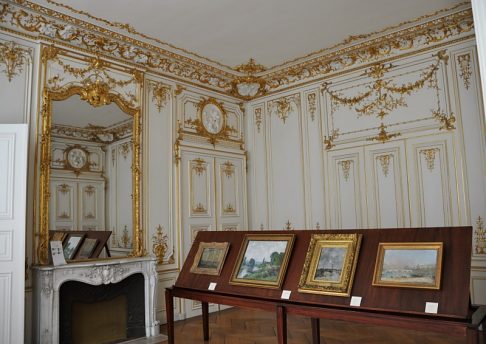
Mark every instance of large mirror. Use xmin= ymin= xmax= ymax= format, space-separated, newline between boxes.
xmin=38 ymin=85 xmax=144 ymax=264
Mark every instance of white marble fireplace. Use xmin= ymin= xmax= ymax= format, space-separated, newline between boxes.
xmin=32 ymin=256 xmax=160 ymax=344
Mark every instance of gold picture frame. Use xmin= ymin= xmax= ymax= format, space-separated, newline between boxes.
xmin=298 ymin=233 xmax=362 ymax=297
xmin=230 ymin=234 xmax=295 ymax=289
xmin=190 ymin=242 xmax=230 ymax=276
xmin=372 ymin=242 xmax=443 ymax=289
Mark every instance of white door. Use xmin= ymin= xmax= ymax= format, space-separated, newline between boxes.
xmin=0 ymin=124 xmax=28 ymax=344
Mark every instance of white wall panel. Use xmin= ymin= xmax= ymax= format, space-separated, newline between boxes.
xmin=249 ymin=104 xmax=268 ymax=229
xmin=0 ymin=273 xmax=12 ymax=343
xmin=365 ymin=143 xmax=409 ymax=228
xmin=0 ymin=136 xmax=13 ymax=219
xmin=267 ymin=95 xmax=306 ymax=229
xmin=407 ymin=135 xmax=458 ymax=227
xmin=327 ymin=150 xmax=366 ymax=229
xmin=0 ymin=232 xmax=12 ymax=261
xmin=304 ymin=89 xmax=326 ymax=228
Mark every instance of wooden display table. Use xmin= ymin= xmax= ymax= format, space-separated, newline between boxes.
xmin=165 ymin=228 xmax=486 ymax=343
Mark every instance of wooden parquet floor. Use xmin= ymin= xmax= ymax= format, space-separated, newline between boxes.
xmin=160 ymin=307 xmax=478 ymax=344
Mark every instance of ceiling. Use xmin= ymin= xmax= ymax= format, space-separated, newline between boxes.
xmin=37 ymin=0 xmax=465 ymax=70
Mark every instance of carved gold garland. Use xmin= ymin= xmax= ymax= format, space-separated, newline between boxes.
xmin=0 ymin=2 xmax=474 ymax=98
xmin=322 ymin=50 xmax=453 ymax=145
xmin=152 ymin=225 xmax=168 ymax=264
xmin=149 ymin=81 xmax=171 ymax=112
xmin=267 ymin=94 xmax=301 ymax=124
xmin=0 ymin=40 xmax=30 ymax=81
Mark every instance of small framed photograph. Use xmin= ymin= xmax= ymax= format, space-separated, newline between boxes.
xmin=63 ymin=233 xmax=85 ymax=260
xmin=230 ymin=234 xmax=295 ymax=289
xmin=372 ymin=242 xmax=443 ymax=289
xmin=298 ymin=233 xmax=362 ymax=297
xmin=190 ymin=242 xmax=230 ymax=276
xmin=75 ymin=238 xmax=99 ymax=260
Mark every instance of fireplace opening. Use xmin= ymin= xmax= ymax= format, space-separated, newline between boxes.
xmin=59 ymin=273 xmax=145 ymax=344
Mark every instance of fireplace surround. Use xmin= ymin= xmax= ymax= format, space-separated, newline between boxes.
xmin=33 ymin=257 xmax=159 ymax=343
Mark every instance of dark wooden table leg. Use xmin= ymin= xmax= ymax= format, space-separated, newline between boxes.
xmin=276 ymin=305 xmax=287 ymax=344
xmin=164 ymin=288 xmax=174 ymax=344
xmin=311 ymin=318 xmax=320 ymax=344
xmin=466 ymin=327 xmax=478 ymax=344
xmin=202 ymin=302 xmax=209 ymax=341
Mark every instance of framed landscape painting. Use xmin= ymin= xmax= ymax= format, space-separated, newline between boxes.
xmin=190 ymin=242 xmax=230 ymax=276
xmin=298 ymin=233 xmax=362 ymax=296
xmin=230 ymin=234 xmax=295 ymax=288
xmin=372 ymin=242 xmax=443 ymax=289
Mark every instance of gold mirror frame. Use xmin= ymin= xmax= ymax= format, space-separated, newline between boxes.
xmin=37 ymin=85 xmax=144 ymax=264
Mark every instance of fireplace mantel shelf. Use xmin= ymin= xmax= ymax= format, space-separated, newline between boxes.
xmin=33 ymin=256 xmax=160 ymax=344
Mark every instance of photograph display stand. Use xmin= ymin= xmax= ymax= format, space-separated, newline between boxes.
xmin=166 ymin=227 xmax=486 ymax=344
xmin=49 ymin=230 xmax=112 ymax=260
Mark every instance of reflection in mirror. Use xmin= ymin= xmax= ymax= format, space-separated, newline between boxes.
xmin=50 ymin=95 xmax=133 ymax=258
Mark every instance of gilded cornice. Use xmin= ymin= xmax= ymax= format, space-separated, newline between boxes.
xmin=0 ymin=1 xmax=475 ymax=99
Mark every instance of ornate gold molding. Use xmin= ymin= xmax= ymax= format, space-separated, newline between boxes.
xmin=284 ymin=220 xmax=293 ymax=230
xmin=149 ymin=81 xmax=171 ymax=112
xmin=231 ymin=58 xmax=267 ymax=99
xmin=0 ymin=2 xmax=474 ymax=97
xmin=192 ymin=203 xmax=207 ymax=214
xmin=184 ymin=97 xmax=239 ymax=145
xmin=433 ymin=110 xmax=456 ymax=131
xmin=323 ymin=129 xmax=339 ymax=150
xmin=475 ymin=216 xmax=486 ymax=255
xmin=37 ymin=81 xmax=145 ymax=264
xmin=152 ymin=225 xmax=169 ymax=264
xmin=420 ymin=148 xmax=439 ymax=171
xmin=376 ymin=154 xmax=391 ymax=177
xmin=192 ymin=158 xmax=207 ymax=176
xmin=267 ymin=94 xmax=300 ymax=124
xmin=307 ymin=93 xmax=317 ymax=121
xmin=0 ymin=40 xmax=29 ymax=81
xmin=51 ymin=120 xmax=132 ymax=144
xmin=366 ymin=123 xmax=401 ymax=144
xmin=224 ymin=204 xmax=236 ymax=214
xmin=254 ymin=108 xmax=263 ymax=133
xmin=222 ymin=161 xmax=235 ymax=178
xmin=457 ymin=53 xmax=472 ymax=89
xmin=339 ymin=160 xmax=352 ymax=181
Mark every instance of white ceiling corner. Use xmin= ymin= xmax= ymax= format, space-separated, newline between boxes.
xmin=38 ymin=0 xmax=465 ymax=68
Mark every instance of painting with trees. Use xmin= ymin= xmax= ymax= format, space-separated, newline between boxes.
xmin=230 ymin=234 xmax=295 ymax=288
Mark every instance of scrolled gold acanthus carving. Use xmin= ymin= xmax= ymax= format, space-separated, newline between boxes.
xmin=149 ymin=81 xmax=171 ymax=112
xmin=376 ymin=154 xmax=391 ymax=177
xmin=152 ymin=225 xmax=169 ymax=264
xmin=0 ymin=40 xmax=30 ymax=82
xmin=254 ymin=108 xmax=263 ymax=133
xmin=307 ymin=93 xmax=317 ymax=121
xmin=475 ymin=216 xmax=486 ymax=255
xmin=339 ymin=160 xmax=353 ymax=181
xmin=192 ymin=158 xmax=207 ymax=176
xmin=224 ymin=204 xmax=236 ymax=214
xmin=222 ymin=161 xmax=235 ymax=178
xmin=366 ymin=123 xmax=401 ymax=144
xmin=323 ymin=129 xmax=339 ymax=150
xmin=192 ymin=203 xmax=207 ymax=214
xmin=457 ymin=53 xmax=472 ymax=89
xmin=267 ymin=94 xmax=301 ymax=124
xmin=420 ymin=148 xmax=439 ymax=171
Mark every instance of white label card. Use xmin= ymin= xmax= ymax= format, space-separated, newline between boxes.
xmin=50 ymin=241 xmax=66 ymax=266
xmin=350 ymin=296 xmax=362 ymax=307
xmin=425 ymin=302 xmax=438 ymax=314
xmin=208 ymin=282 xmax=217 ymax=291
xmin=281 ymin=290 xmax=291 ymax=300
